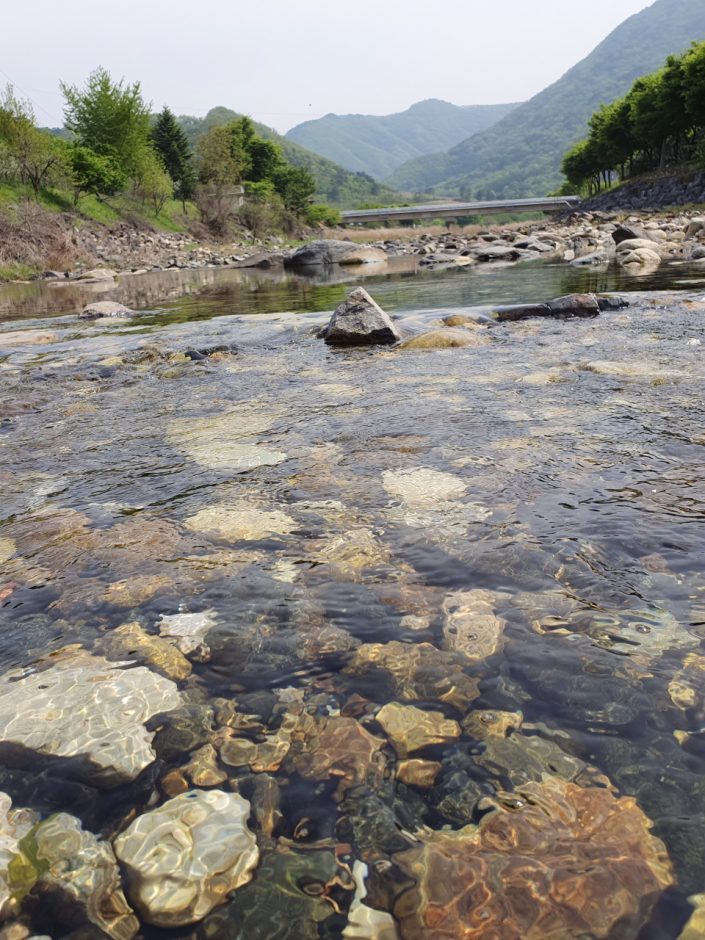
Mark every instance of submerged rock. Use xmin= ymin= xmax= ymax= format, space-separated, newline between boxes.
xmin=157 ymin=609 xmax=217 ymax=658
xmin=321 ymin=288 xmax=401 ymax=347
xmin=167 ymin=410 xmax=287 ymax=473
xmin=0 ymin=793 xmax=39 ymax=921
xmin=184 ymin=504 xmax=296 ymax=542
xmin=79 ymin=301 xmax=133 ymax=320
xmin=399 ymin=329 xmax=487 ymax=350
xmin=95 ymin=621 xmax=192 ymax=681
xmin=392 ymin=775 xmax=673 ymax=939
xmin=382 ymin=468 xmax=466 ymax=509
xmin=343 ymin=861 xmax=399 ymax=940
xmin=441 ymin=589 xmax=506 ymax=661
xmin=287 ymin=714 xmax=387 ymax=800
xmin=0 ymin=651 xmax=181 ymax=788
xmin=345 ymin=642 xmax=480 ymax=712
xmin=113 ymin=790 xmax=258 ymax=927
xmin=199 ymin=848 xmax=346 ymax=940
xmin=494 ymin=294 xmax=601 ymax=322
xmin=376 ymin=703 xmax=460 ymax=758
xmin=0 ymin=540 xmax=16 ymax=567
xmin=19 ymin=813 xmax=139 ymax=940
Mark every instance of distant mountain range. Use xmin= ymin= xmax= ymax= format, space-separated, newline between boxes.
xmin=387 ymin=0 xmax=705 ymax=198
xmin=177 ymin=108 xmax=400 ymax=209
xmin=285 ymin=99 xmax=519 ymax=181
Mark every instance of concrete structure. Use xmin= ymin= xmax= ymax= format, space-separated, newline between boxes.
xmin=340 ymin=197 xmax=580 ymax=226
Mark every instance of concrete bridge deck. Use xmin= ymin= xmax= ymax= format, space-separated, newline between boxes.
xmin=340 ymin=196 xmax=581 ymax=226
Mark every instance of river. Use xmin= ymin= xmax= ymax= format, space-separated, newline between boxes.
xmin=0 ymin=257 xmax=704 ymax=938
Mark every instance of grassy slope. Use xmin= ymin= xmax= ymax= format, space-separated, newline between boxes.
xmin=388 ymin=0 xmax=705 ymax=198
xmin=285 ymin=100 xmax=519 ymax=180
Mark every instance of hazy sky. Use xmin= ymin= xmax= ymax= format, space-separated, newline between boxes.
xmin=1 ymin=0 xmax=654 ymax=133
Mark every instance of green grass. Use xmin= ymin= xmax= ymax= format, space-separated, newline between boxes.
xmin=0 ymin=180 xmax=195 ymax=232
xmin=0 ymin=261 xmax=38 ymax=281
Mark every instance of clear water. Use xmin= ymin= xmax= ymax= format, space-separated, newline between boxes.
xmin=1 ymin=258 xmax=704 ymax=938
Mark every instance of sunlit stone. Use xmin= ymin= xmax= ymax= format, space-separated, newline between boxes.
xmin=442 ymin=589 xmax=507 ymax=661
xmin=113 ymin=790 xmax=259 ymax=927
xmin=0 ymin=540 xmax=15 ymax=566
xmin=167 ymin=410 xmax=286 ymax=472
xmin=184 ymin=504 xmax=296 ymax=542
xmin=376 ymin=703 xmax=460 ymax=758
xmin=382 ymin=468 xmax=467 ymax=508
xmin=0 ymin=651 xmax=181 ymax=787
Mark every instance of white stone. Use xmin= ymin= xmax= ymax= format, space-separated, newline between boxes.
xmin=343 ymin=861 xmax=399 ymax=939
xmin=157 ymin=609 xmax=217 ymax=656
xmin=113 ymin=790 xmax=259 ymax=927
xmin=0 ymin=651 xmax=181 ymax=787
xmin=184 ymin=504 xmax=296 ymax=542
xmin=382 ymin=468 xmax=467 ymax=509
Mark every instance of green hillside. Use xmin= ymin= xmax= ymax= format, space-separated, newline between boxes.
xmin=178 ymin=108 xmax=401 ymax=209
xmin=285 ymin=99 xmax=519 ymax=181
xmin=388 ymin=0 xmax=705 ymax=198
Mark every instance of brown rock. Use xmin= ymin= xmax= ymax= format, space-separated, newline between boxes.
xmin=397 ymin=759 xmax=442 ymax=788
xmin=95 ymin=622 xmax=191 ymax=681
xmin=442 ymin=590 xmax=506 ymax=661
xmin=393 ymin=775 xmax=673 ymax=939
xmin=376 ymin=703 xmax=460 ymax=757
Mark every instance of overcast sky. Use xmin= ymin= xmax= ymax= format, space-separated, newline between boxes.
xmin=1 ymin=0 xmax=654 ymax=133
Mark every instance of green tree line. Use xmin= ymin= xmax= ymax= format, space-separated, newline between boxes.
xmin=0 ymin=67 xmax=336 ymax=231
xmin=561 ymin=41 xmax=705 ymax=194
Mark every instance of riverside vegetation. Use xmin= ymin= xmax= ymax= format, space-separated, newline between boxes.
xmin=0 ymin=67 xmax=401 ymax=280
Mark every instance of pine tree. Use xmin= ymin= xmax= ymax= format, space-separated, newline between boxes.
xmin=152 ymin=106 xmax=196 ymax=208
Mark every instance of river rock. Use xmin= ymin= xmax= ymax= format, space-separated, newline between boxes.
xmin=0 ymin=794 xmax=39 ymax=921
xmin=321 ymin=288 xmax=401 ymax=346
xmin=376 ymin=703 xmax=460 ymax=757
xmin=184 ymin=504 xmax=296 ymax=542
xmin=0 ymin=541 xmax=15 ymax=567
xmin=612 ymin=224 xmax=648 ymax=244
xmin=0 ymin=650 xmax=181 ymax=787
xmin=617 ymin=246 xmax=662 ymax=269
xmin=95 ymin=621 xmax=192 ymax=681
xmin=79 ymin=301 xmax=133 ymax=320
xmin=547 ymin=293 xmax=601 ymax=317
xmin=382 ymin=467 xmax=466 ymax=508
xmin=392 ymin=774 xmax=673 ymax=939
xmin=396 ymin=759 xmax=442 ymax=788
xmin=157 ymin=609 xmax=217 ymax=658
xmin=344 ymin=642 xmax=480 ymax=712
xmin=77 ymin=268 xmax=118 ymax=281
xmin=615 ymin=238 xmax=663 ymax=253
xmin=287 ymin=240 xmax=385 ymax=267
xmin=442 ymin=589 xmax=506 ymax=661
xmin=343 ymin=861 xmax=399 ymax=940
xmin=19 ymin=813 xmax=139 ymax=940
xmin=399 ymin=329 xmax=486 ymax=350
xmin=114 ymin=790 xmax=259 ymax=927
xmin=570 ymin=250 xmax=610 ymax=266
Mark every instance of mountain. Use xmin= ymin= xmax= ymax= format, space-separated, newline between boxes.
xmin=388 ymin=0 xmax=705 ymax=199
xmin=177 ymin=108 xmax=401 ymax=209
xmin=285 ymin=99 xmax=519 ymax=181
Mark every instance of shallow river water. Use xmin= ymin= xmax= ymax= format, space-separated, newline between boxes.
xmin=0 ymin=258 xmax=705 ymax=939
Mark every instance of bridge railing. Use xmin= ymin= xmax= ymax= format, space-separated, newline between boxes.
xmin=340 ymin=196 xmax=581 ymax=225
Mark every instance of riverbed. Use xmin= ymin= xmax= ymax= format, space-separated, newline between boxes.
xmin=0 ymin=258 xmax=704 ymax=939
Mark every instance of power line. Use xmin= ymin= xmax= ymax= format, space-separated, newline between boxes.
xmin=0 ymin=67 xmax=63 ymax=125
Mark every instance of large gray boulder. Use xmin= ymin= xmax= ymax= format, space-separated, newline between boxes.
xmin=321 ymin=287 xmax=401 ymax=346
xmin=287 ymin=240 xmax=386 ymax=267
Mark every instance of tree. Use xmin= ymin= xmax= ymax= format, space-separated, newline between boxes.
xmin=61 ymin=67 xmax=151 ymax=176
xmin=152 ymin=106 xmax=195 ymax=207
xmin=272 ymin=164 xmax=316 ymax=215
xmin=0 ymin=85 xmax=68 ymax=196
xmin=69 ymin=145 xmax=125 ymax=204
xmin=131 ymin=145 xmax=172 ymax=213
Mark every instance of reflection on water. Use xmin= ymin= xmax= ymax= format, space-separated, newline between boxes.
xmin=0 ymin=260 xmax=704 ymax=938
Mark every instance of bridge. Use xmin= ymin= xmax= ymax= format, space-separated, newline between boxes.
xmin=339 ymin=196 xmax=581 ymax=226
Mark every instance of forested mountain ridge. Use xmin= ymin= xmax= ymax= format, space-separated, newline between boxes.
xmin=388 ymin=0 xmax=705 ymax=199
xmin=285 ymin=99 xmax=519 ymax=181
xmin=178 ymin=107 xmax=401 ymax=209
